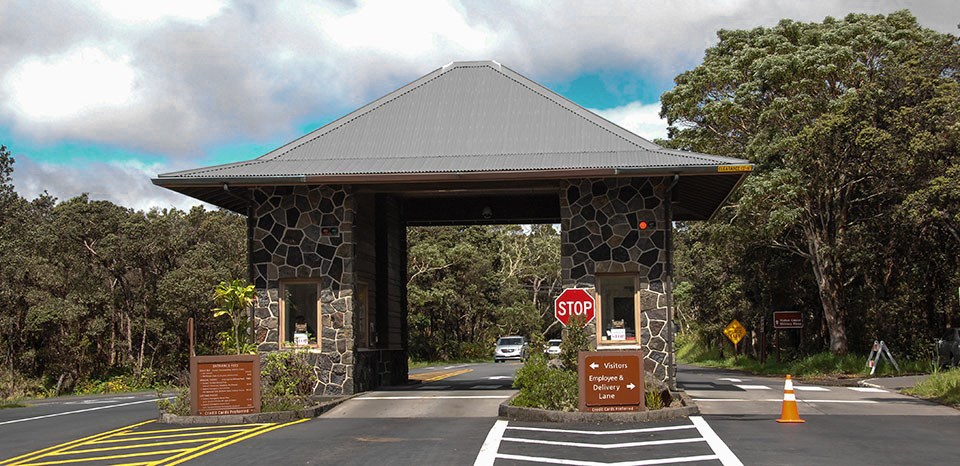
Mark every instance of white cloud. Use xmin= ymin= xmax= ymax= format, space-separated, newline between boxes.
xmin=2 ymin=1 xmax=959 ymax=211
xmin=11 ymin=156 xmax=208 ymax=212
xmin=5 ymin=46 xmax=139 ymax=121
xmin=1 ymin=0 xmax=956 ymax=158
xmin=592 ymin=101 xmax=668 ymax=142
xmin=89 ymin=0 xmax=227 ymax=25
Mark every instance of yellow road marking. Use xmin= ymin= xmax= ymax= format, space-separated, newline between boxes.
xmin=113 ymin=424 xmax=267 ymax=436
xmin=157 ymin=418 xmax=309 ymax=466
xmin=20 ymin=449 xmax=188 ymax=466
xmin=0 ymin=420 xmax=155 ymax=465
xmin=409 ymin=368 xmax=473 ymax=382
xmin=90 ymin=428 xmax=251 ymax=444
xmin=50 ymin=438 xmax=211 ymax=455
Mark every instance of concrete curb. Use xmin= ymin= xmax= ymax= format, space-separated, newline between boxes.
xmin=158 ymin=393 xmax=362 ymax=425
xmin=497 ymin=391 xmax=699 ymax=423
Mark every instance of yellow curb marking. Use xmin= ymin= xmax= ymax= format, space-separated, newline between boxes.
xmin=409 ymin=368 xmax=473 ymax=382
xmin=1 ymin=418 xmax=307 ymax=466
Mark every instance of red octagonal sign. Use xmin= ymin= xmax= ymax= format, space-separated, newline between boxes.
xmin=554 ymin=288 xmax=596 ymax=326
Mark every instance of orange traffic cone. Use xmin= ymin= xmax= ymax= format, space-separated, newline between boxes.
xmin=776 ymin=374 xmax=805 ymax=423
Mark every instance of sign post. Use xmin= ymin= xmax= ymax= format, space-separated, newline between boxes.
xmin=578 ymin=351 xmax=644 ymax=412
xmin=555 ymin=288 xmax=596 ymax=326
xmin=723 ymin=320 xmax=747 ymax=362
xmin=773 ymin=311 xmax=803 ymax=363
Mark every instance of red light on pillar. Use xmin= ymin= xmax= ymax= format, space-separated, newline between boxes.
xmin=638 ymin=220 xmax=656 ymax=231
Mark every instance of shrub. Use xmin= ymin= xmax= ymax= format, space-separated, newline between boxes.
xmin=156 ymin=386 xmax=190 ymax=416
xmin=511 ymin=352 xmax=579 ymax=411
xmin=512 ymin=316 xmax=592 ymax=412
xmin=260 ymin=351 xmax=318 ymax=412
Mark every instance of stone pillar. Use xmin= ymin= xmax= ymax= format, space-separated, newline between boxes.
xmin=560 ymin=178 xmax=672 ymax=383
xmin=249 ymin=185 xmax=356 ymax=395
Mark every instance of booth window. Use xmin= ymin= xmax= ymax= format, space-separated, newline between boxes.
xmin=597 ymin=275 xmax=640 ymax=345
xmin=280 ymin=281 xmax=320 ymax=347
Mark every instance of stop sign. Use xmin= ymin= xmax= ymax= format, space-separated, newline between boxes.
xmin=554 ymin=288 xmax=596 ymax=326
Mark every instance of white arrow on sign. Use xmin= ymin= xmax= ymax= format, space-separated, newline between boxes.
xmin=589 ymin=362 xmax=599 ymax=369
xmin=626 ymin=383 xmax=636 ymax=390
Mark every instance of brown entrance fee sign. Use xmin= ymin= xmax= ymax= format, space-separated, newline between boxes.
xmin=190 ymin=354 xmax=261 ymax=416
xmin=578 ymin=351 xmax=645 ymax=412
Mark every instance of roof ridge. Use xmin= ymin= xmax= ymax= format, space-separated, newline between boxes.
xmin=259 ymin=61 xmax=659 ymax=163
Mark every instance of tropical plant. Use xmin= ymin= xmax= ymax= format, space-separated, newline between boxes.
xmin=212 ymin=279 xmax=257 ymax=355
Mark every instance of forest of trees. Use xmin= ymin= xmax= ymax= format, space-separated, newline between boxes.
xmin=2 ymin=10 xmax=957 ymax=396
xmin=664 ymin=11 xmax=960 ymax=358
xmin=1 ymin=145 xmax=247 ymax=395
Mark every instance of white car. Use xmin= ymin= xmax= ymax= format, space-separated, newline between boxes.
xmin=545 ymin=339 xmax=562 ymax=356
xmin=494 ymin=336 xmax=528 ymax=362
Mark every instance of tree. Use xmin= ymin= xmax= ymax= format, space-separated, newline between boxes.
xmin=662 ymin=11 xmax=960 ymax=354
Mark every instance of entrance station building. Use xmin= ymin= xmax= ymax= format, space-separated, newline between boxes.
xmin=154 ymin=61 xmax=750 ymax=395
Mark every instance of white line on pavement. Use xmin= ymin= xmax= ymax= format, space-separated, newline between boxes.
xmin=849 ymin=387 xmax=887 ymax=393
xmin=502 ymin=436 xmax=706 ymax=449
xmin=506 ymin=425 xmax=696 ymax=435
xmin=794 ymin=386 xmax=830 ymax=391
xmin=0 ymin=398 xmax=167 ymax=426
xmin=691 ymin=398 xmax=879 ymax=403
xmin=356 ymin=395 xmax=510 ymax=400
xmin=474 ymin=419 xmax=508 ymax=466
xmin=494 ymin=453 xmax=721 ymax=466
xmin=691 ymin=416 xmax=744 ymax=466
xmin=734 ymin=385 xmax=771 ymax=390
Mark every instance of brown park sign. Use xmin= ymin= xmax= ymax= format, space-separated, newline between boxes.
xmin=190 ymin=354 xmax=261 ymax=416
xmin=578 ymin=351 xmax=645 ymax=412
xmin=774 ymin=311 xmax=803 ymax=329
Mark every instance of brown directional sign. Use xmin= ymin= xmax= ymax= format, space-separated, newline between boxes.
xmin=774 ymin=311 xmax=803 ymax=329
xmin=190 ymin=354 xmax=261 ymax=416
xmin=578 ymin=351 xmax=645 ymax=412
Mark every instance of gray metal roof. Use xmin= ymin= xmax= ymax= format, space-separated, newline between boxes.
xmin=154 ymin=60 xmax=751 ymax=218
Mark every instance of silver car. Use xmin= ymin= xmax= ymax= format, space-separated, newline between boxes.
xmin=494 ymin=336 xmax=528 ymax=362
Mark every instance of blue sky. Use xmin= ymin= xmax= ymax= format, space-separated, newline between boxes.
xmin=1 ymin=1 xmax=956 ymax=211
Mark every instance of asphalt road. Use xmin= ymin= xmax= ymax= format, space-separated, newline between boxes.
xmin=2 ymin=362 xmax=959 ymax=465
xmin=677 ymin=364 xmax=960 ymax=465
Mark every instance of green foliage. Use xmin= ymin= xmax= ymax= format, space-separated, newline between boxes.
xmin=213 ymin=279 xmax=257 ymax=355
xmin=560 ymin=315 xmax=591 ymax=370
xmin=511 ymin=351 xmax=579 ymax=412
xmin=407 ymin=225 xmax=560 ymax=361
xmin=511 ymin=315 xmax=593 ymax=412
xmin=156 ymin=386 xmax=190 ymax=416
xmin=260 ymin=351 xmax=318 ymax=411
xmin=76 ymin=368 xmax=157 ymax=395
xmin=904 ymin=368 xmax=960 ymax=406
xmin=644 ymin=388 xmax=665 ymax=410
xmin=664 ymin=11 xmax=960 ymax=356
xmin=0 ymin=144 xmax=247 ymax=394
xmin=1 ymin=366 xmax=42 ymax=408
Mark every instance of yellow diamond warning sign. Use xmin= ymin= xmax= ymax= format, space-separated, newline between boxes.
xmin=723 ymin=319 xmax=747 ymax=345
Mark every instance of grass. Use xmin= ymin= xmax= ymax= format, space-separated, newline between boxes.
xmin=904 ymin=368 xmax=960 ymax=407
xmin=0 ymin=398 xmax=27 ymax=409
xmin=676 ymin=334 xmax=929 ymax=379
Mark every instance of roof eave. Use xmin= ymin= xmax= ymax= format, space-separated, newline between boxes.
xmin=152 ymin=164 xmax=753 ymax=188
